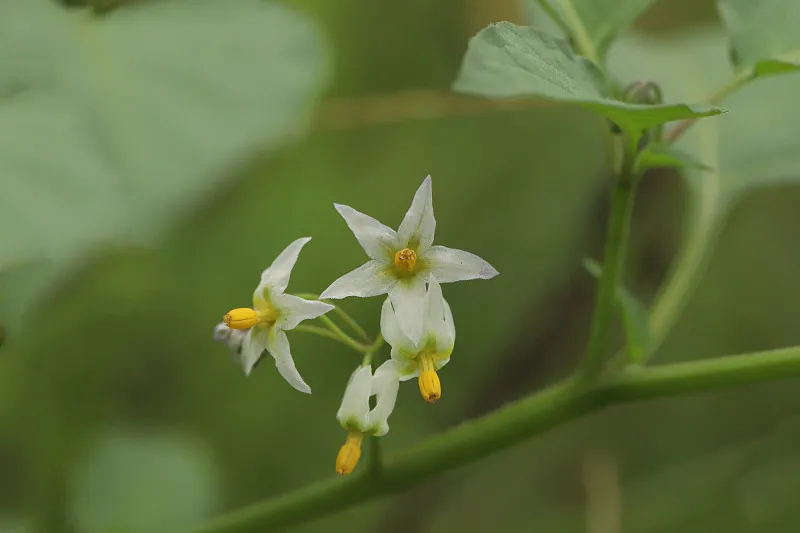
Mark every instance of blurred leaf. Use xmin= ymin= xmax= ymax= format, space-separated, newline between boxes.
xmin=636 ymin=144 xmax=714 ymax=173
xmin=535 ymin=0 xmax=658 ymax=60
xmin=611 ymin=31 xmax=800 ymax=205
xmin=70 ymin=432 xmax=219 ymax=533
xmin=0 ymin=518 xmax=30 ymax=533
xmin=0 ymin=0 xmax=327 ymax=324
xmin=607 ymin=30 xmax=800 ymax=362
xmin=737 ymin=456 xmax=800 ymax=525
xmin=584 ymin=258 xmax=650 ymax=363
xmin=717 ymin=0 xmax=800 ymax=77
xmin=453 ymin=23 xmax=722 ymax=134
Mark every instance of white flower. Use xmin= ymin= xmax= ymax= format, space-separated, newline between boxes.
xmin=379 ymin=278 xmax=455 ymax=403
xmin=319 ymin=175 xmax=497 ymax=343
xmin=335 ymin=360 xmax=401 ymax=474
xmin=222 ymin=237 xmax=334 ymax=394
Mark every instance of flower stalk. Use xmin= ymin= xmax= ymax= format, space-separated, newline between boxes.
xmin=580 ymin=133 xmax=641 ymax=380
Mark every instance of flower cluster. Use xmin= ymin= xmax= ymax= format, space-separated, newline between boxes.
xmin=214 ymin=176 xmax=498 ymax=475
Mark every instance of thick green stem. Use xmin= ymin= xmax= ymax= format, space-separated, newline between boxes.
xmin=189 ymin=345 xmax=800 ymax=533
xmin=581 ymin=135 xmax=639 ymax=379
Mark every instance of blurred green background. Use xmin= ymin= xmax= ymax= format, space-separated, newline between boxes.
xmin=3 ymin=0 xmax=800 ymax=532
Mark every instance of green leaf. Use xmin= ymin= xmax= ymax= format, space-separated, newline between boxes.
xmin=583 ymin=258 xmax=651 ymax=363
xmin=611 ymin=30 xmax=800 ymax=204
xmin=535 ymin=0 xmax=658 ymax=61
xmin=636 ymin=144 xmax=714 ymax=173
xmin=70 ymin=433 xmax=219 ymax=533
xmin=718 ymin=0 xmax=800 ymax=77
xmin=452 ymin=23 xmax=723 ymax=134
xmin=0 ymin=0 xmax=327 ymax=322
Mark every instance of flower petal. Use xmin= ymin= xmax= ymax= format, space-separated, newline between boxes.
xmin=442 ymin=299 xmax=456 ymax=349
xmin=320 ymin=260 xmax=396 ymax=300
xmin=266 ymin=327 xmax=311 ymax=394
xmin=390 ymin=346 xmax=419 ymax=381
xmin=388 ymin=275 xmax=427 ymax=344
xmin=379 ymin=297 xmax=416 ymax=353
xmin=275 ymin=294 xmax=334 ymax=330
xmin=368 ymin=360 xmax=401 ymax=436
xmin=336 ymin=365 xmax=372 ymax=431
xmin=260 ymin=237 xmax=312 ymax=294
xmin=241 ymin=329 xmax=266 ymax=376
xmin=425 ymin=279 xmax=456 ymax=351
xmin=334 ymin=204 xmax=400 ymax=261
xmin=397 ymin=176 xmax=436 ymax=252
xmin=424 ymin=245 xmax=499 ymax=283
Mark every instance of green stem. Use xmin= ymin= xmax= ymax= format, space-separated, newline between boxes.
xmin=533 ymin=0 xmax=573 ymax=41
xmin=292 ymin=325 xmax=364 ymax=351
xmin=189 ymin=345 xmax=800 ymax=533
xmin=553 ymin=0 xmax=601 ymax=65
xmin=317 ymin=314 xmax=370 ymax=353
xmin=362 ymin=334 xmax=384 ymax=366
xmin=294 ymin=293 xmax=370 ymax=342
xmin=580 ymin=134 xmax=639 ymax=379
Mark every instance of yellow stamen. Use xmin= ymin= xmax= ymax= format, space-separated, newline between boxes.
xmin=394 ymin=248 xmax=417 ymax=271
xmin=418 ymin=354 xmax=441 ymax=403
xmin=336 ymin=432 xmax=363 ymax=475
xmin=223 ymin=308 xmax=258 ymax=329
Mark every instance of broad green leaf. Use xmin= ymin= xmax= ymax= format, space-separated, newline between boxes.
xmin=534 ymin=0 xmax=658 ymax=61
xmin=453 ymin=23 xmax=723 ymax=134
xmin=636 ymin=144 xmax=714 ymax=173
xmin=0 ymin=0 xmax=327 ymax=323
xmin=70 ymin=433 xmax=219 ymax=533
xmin=583 ymin=258 xmax=651 ymax=363
xmin=718 ymin=0 xmax=800 ymax=77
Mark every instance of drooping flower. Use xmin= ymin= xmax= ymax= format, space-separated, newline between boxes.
xmin=335 ymin=360 xmax=401 ymax=474
xmin=319 ymin=176 xmax=497 ymax=343
xmin=379 ymin=278 xmax=455 ymax=403
xmin=221 ymin=237 xmax=334 ymax=394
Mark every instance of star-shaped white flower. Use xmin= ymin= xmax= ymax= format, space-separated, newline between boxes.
xmin=379 ymin=278 xmax=455 ymax=403
xmin=335 ymin=360 xmax=401 ymax=474
xmin=221 ymin=237 xmax=334 ymax=394
xmin=320 ymin=175 xmax=497 ymax=343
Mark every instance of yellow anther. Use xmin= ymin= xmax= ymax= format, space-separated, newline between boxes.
xmin=418 ymin=355 xmax=441 ymax=403
xmin=336 ymin=432 xmax=363 ymax=475
xmin=394 ymin=248 xmax=417 ymax=271
xmin=223 ymin=308 xmax=258 ymax=329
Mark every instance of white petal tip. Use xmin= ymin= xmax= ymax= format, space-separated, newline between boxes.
xmin=481 ymin=265 xmax=500 ymax=279
xmin=319 ymin=289 xmax=343 ymax=300
xmin=298 ymin=386 xmax=312 ymax=394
